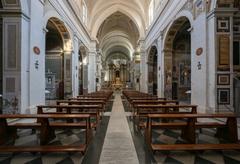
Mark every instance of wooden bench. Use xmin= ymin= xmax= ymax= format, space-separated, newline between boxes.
xmin=0 ymin=114 xmax=91 ymax=153
xmin=122 ymin=90 xmax=167 ymax=109
xmin=145 ymin=113 xmax=240 ymax=152
xmin=131 ymin=100 xmax=179 ymax=114
xmin=134 ymin=104 xmax=197 ymax=128
xmin=56 ymin=100 xmax=106 ymax=113
xmin=37 ymin=105 xmax=102 ymax=128
xmin=78 ymin=91 xmax=113 ymax=100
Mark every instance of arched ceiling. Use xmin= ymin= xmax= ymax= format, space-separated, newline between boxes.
xmin=84 ymin=0 xmax=150 ymax=68
xmin=96 ymin=11 xmax=141 ymax=65
xmin=87 ymin=0 xmax=148 ymax=39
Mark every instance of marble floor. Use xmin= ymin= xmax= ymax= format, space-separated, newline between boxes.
xmin=122 ymin=98 xmax=240 ymax=164
xmin=99 ymin=94 xmax=139 ymax=164
xmin=1 ymin=94 xmax=240 ymax=164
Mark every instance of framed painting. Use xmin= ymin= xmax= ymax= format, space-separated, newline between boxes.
xmin=217 ymin=74 xmax=230 ymax=85
xmin=217 ymin=88 xmax=230 ymax=105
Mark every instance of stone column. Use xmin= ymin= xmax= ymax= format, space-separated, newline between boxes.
xmin=139 ymin=40 xmax=148 ymax=93
xmin=88 ymin=41 xmax=97 ymax=93
xmin=157 ymin=35 xmax=164 ymax=98
xmin=72 ymin=34 xmax=79 ymax=97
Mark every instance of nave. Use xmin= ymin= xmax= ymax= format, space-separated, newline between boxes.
xmin=0 ymin=90 xmax=240 ymax=164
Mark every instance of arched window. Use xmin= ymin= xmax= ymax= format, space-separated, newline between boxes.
xmin=149 ymin=0 xmax=154 ymax=26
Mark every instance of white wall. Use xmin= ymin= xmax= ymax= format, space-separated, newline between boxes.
xmin=191 ymin=12 xmax=208 ymax=113
xmin=28 ymin=0 xmax=45 ymax=113
xmin=21 ymin=14 xmax=30 ymax=114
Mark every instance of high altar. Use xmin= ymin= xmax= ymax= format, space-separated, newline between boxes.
xmin=112 ymin=77 xmax=123 ymax=90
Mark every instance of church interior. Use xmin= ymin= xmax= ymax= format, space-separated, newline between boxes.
xmin=0 ymin=0 xmax=240 ymax=163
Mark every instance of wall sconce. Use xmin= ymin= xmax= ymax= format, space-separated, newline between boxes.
xmin=35 ymin=60 xmax=39 ymax=69
xmin=197 ymin=61 xmax=202 ymax=70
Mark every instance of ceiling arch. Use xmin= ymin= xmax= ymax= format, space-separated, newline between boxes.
xmin=105 ymin=45 xmax=130 ymax=57
xmin=90 ymin=4 xmax=145 ymax=39
xmin=163 ymin=16 xmax=191 ymax=51
xmin=89 ymin=0 xmax=146 ymax=17
xmin=101 ymin=33 xmax=134 ymax=53
xmin=106 ymin=52 xmax=130 ymax=64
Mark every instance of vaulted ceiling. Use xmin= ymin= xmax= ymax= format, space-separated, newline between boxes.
xmin=86 ymin=0 xmax=148 ymax=66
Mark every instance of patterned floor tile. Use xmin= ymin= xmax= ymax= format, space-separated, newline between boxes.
xmin=25 ymin=157 xmax=42 ymax=164
xmin=195 ymin=156 xmax=215 ymax=164
xmin=163 ymin=129 xmax=181 ymax=139
xmin=164 ymin=156 xmax=184 ymax=164
xmin=0 ymin=157 xmax=11 ymax=164
xmin=60 ymin=135 xmax=79 ymax=145
xmin=198 ymin=151 xmax=225 ymax=164
xmin=10 ymin=153 xmax=40 ymax=164
xmin=0 ymin=129 xmax=86 ymax=164
xmin=56 ymin=157 xmax=74 ymax=164
xmin=70 ymin=153 xmax=83 ymax=164
xmin=154 ymin=152 xmax=167 ymax=164
xmin=42 ymin=153 xmax=69 ymax=164
xmin=158 ymin=134 xmax=177 ymax=144
xmin=222 ymin=150 xmax=240 ymax=162
xmin=197 ymin=133 xmax=219 ymax=144
xmin=169 ymin=151 xmax=195 ymax=164
xmin=15 ymin=133 xmax=38 ymax=146
xmin=223 ymin=155 xmax=240 ymax=164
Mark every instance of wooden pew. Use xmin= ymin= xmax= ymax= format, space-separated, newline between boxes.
xmin=0 ymin=114 xmax=91 ymax=153
xmin=76 ymin=91 xmax=113 ymax=111
xmin=145 ymin=113 xmax=240 ymax=152
xmin=37 ymin=105 xmax=102 ymax=128
xmin=134 ymin=104 xmax=197 ymax=115
xmin=122 ymin=90 xmax=165 ymax=110
xmin=56 ymin=100 xmax=106 ymax=113
xmin=133 ymin=104 xmax=197 ymax=128
xmin=79 ymin=91 xmax=113 ymax=100
xmin=131 ymin=100 xmax=179 ymax=114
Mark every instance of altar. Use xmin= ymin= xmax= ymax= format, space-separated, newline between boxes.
xmin=112 ymin=77 xmax=123 ymax=90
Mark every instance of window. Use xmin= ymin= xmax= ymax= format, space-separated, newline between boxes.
xmin=82 ymin=1 xmax=87 ymax=24
xmin=149 ymin=0 xmax=154 ymax=26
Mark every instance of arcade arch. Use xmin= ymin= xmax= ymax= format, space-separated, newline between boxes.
xmin=45 ymin=17 xmax=72 ymax=100
xmin=164 ymin=17 xmax=191 ymax=103
xmin=148 ymin=46 xmax=158 ymax=95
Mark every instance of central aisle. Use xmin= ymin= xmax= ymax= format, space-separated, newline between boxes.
xmin=99 ymin=94 xmax=139 ymax=164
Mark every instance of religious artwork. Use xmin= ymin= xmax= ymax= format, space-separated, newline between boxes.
xmin=217 ymin=88 xmax=230 ymax=105
xmin=33 ymin=46 xmax=40 ymax=55
xmin=217 ymin=74 xmax=230 ymax=85
xmin=196 ymin=47 xmax=203 ymax=56
xmin=218 ymin=35 xmax=230 ymax=70
xmin=179 ymin=63 xmax=191 ymax=87
xmin=217 ymin=17 xmax=230 ymax=33
xmin=217 ymin=0 xmax=235 ymax=8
